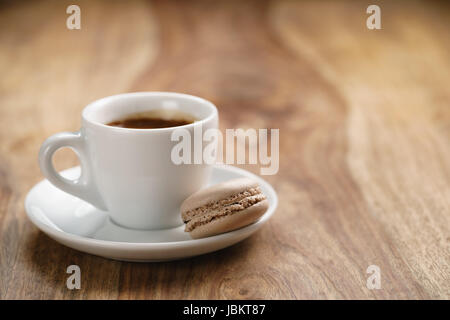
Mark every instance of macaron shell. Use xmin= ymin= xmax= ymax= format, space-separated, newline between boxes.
xmin=189 ymin=199 xmax=269 ymax=239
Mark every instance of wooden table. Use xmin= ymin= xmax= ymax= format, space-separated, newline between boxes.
xmin=0 ymin=0 xmax=449 ymax=299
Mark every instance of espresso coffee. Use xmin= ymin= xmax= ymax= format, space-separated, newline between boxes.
xmin=107 ymin=110 xmax=196 ymax=129
xmin=108 ymin=117 xmax=193 ymax=129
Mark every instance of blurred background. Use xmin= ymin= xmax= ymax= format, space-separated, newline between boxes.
xmin=0 ymin=0 xmax=449 ymax=299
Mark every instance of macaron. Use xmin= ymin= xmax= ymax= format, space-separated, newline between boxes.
xmin=181 ymin=178 xmax=269 ymax=239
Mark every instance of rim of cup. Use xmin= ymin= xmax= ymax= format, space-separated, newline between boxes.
xmin=82 ymin=92 xmax=218 ymax=133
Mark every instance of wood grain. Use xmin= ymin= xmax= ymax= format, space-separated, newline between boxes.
xmin=0 ymin=0 xmax=449 ymax=299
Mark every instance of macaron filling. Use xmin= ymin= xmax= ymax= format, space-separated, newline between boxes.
xmin=182 ymin=186 xmax=263 ymax=222
xmin=183 ymin=188 xmax=267 ymax=232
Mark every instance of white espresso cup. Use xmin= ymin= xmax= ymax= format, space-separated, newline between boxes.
xmin=39 ymin=92 xmax=218 ymax=230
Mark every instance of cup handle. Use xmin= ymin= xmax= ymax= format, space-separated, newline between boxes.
xmin=38 ymin=131 xmax=107 ymax=211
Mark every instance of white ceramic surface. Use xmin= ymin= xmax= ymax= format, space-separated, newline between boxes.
xmin=25 ymin=165 xmax=278 ymax=262
xmin=38 ymin=92 xmax=218 ymax=230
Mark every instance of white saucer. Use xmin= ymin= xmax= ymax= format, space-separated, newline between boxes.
xmin=25 ymin=165 xmax=277 ymax=262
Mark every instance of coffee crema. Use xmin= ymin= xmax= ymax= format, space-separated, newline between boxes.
xmin=106 ymin=110 xmax=196 ymax=129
